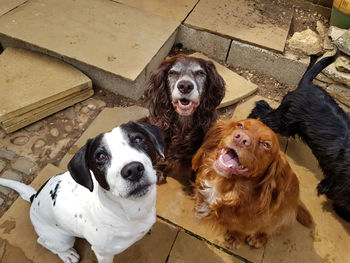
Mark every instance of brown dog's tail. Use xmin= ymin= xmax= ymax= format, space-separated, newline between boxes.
xmin=297 ymin=204 xmax=314 ymax=228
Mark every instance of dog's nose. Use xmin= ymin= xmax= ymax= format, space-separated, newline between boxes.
xmin=178 ymin=80 xmax=194 ymax=94
xmin=233 ymin=131 xmax=251 ymax=147
xmin=121 ymin=162 xmax=144 ymax=182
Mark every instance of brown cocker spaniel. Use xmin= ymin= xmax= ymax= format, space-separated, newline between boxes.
xmin=192 ymin=119 xmax=313 ymax=249
xmin=141 ymin=55 xmax=225 ymax=183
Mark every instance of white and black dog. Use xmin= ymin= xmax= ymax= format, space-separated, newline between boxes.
xmin=0 ymin=121 xmax=164 ymax=263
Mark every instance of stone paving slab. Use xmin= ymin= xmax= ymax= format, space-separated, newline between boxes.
xmin=157 ymin=177 xmax=264 ymax=263
xmin=0 ymin=47 xmax=92 ymax=123
xmin=263 ymin=138 xmax=350 ymax=263
xmin=0 ymin=0 xmax=26 ymax=17
xmin=185 ymin=0 xmax=292 ymax=53
xmin=167 ymin=231 xmax=243 ymax=263
xmin=2 ymin=89 xmax=94 ymax=133
xmin=190 ymin=53 xmax=258 ymax=109
xmin=0 ymin=170 xmax=22 ymax=195
xmin=59 ymin=106 xmax=148 ymax=169
xmin=0 ymin=0 xmax=179 ymax=99
xmin=115 ymin=0 xmax=198 ymax=22
xmin=0 ymin=164 xmax=180 ymax=263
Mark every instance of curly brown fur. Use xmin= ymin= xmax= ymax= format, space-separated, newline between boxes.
xmin=140 ymin=54 xmax=225 ymax=183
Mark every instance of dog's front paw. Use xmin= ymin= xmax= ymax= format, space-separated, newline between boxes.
xmin=224 ymin=230 xmax=245 ymax=249
xmin=246 ymin=232 xmax=268 ymax=248
xmin=57 ymin=248 xmax=80 ymax=263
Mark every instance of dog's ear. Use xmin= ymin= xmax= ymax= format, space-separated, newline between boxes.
xmin=136 ymin=122 xmax=165 ymax=159
xmin=258 ymin=151 xmax=298 ymax=212
xmin=204 ymin=60 xmax=225 ymax=108
xmin=192 ymin=120 xmax=226 ymax=171
xmin=144 ymin=61 xmax=173 ymax=130
xmin=68 ymin=139 xmax=94 ymax=192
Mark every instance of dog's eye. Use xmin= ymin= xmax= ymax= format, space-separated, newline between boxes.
xmin=96 ymin=153 xmax=107 ymax=163
xmin=168 ymin=70 xmax=179 ymax=76
xmin=133 ymin=136 xmax=144 ymax=144
xmin=262 ymin=142 xmax=270 ymax=148
xmin=237 ymin=123 xmax=243 ymax=129
xmin=195 ymin=70 xmax=205 ymax=76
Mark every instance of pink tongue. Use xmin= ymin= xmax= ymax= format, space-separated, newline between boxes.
xmin=222 ymin=153 xmax=239 ymax=168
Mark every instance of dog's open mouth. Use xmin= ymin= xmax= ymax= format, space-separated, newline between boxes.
xmin=173 ymin=98 xmax=198 ymax=116
xmin=128 ymin=183 xmax=151 ymax=198
xmin=214 ymin=148 xmax=249 ymax=175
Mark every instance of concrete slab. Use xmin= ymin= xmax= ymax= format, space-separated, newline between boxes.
xmin=0 ymin=164 xmax=180 ymax=263
xmin=263 ymin=138 xmax=350 ymax=263
xmin=0 ymin=47 xmax=92 ymax=123
xmin=190 ymin=53 xmax=258 ymax=109
xmin=0 ymin=0 xmax=26 ymax=17
xmin=59 ymin=106 xmax=148 ymax=169
xmin=227 ymin=40 xmax=310 ymax=86
xmin=230 ymin=95 xmax=287 ymax=151
xmin=185 ymin=0 xmax=292 ymax=53
xmin=115 ymin=0 xmax=198 ymax=22
xmin=2 ymin=89 xmax=94 ymax=133
xmin=157 ymin=177 xmax=264 ymax=263
xmin=0 ymin=0 xmax=179 ymax=99
xmin=176 ymin=25 xmax=231 ymax=62
xmin=168 ymin=231 xmax=243 ymax=263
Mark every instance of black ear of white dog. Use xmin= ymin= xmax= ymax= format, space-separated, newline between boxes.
xmin=121 ymin=122 xmax=165 ymax=161
xmin=136 ymin=122 xmax=165 ymax=159
xmin=68 ymin=138 xmax=94 ymax=192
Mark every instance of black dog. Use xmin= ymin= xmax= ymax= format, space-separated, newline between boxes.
xmin=249 ymin=53 xmax=350 ymax=221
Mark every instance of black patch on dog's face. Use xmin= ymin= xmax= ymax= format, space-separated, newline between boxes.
xmin=120 ymin=122 xmax=164 ymax=163
xmin=87 ymin=134 xmax=111 ymax=191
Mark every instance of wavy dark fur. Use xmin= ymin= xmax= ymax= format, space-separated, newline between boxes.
xmin=141 ymin=55 xmax=225 ymax=181
xmin=249 ymin=52 xmax=350 ymax=221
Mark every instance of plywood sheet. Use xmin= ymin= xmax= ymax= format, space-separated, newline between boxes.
xmin=190 ymin=53 xmax=258 ymax=108
xmin=0 ymin=0 xmax=179 ymax=81
xmin=115 ymin=0 xmax=198 ymax=22
xmin=185 ymin=0 xmax=292 ymax=52
xmin=0 ymin=47 xmax=92 ymax=122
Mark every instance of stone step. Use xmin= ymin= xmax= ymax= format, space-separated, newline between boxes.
xmin=0 ymin=0 xmax=179 ymax=100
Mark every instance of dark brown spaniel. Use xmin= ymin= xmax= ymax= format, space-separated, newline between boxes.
xmin=141 ymin=54 xmax=225 ymax=183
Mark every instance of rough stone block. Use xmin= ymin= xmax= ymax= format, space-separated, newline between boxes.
xmin=227 ymin=39 xmax=310 ymax=86
xmin=0 ymin=170 xmax=22 ymax=194
xmin=175 ymin=25 xmax=231 ymax=62
xmin=0 ymin=197 xmax=3 ymax=206
xmin=12 ymin=156 xmax=36 ymax=175
xmin=334 ymin=30 xmax=350 ymax=56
